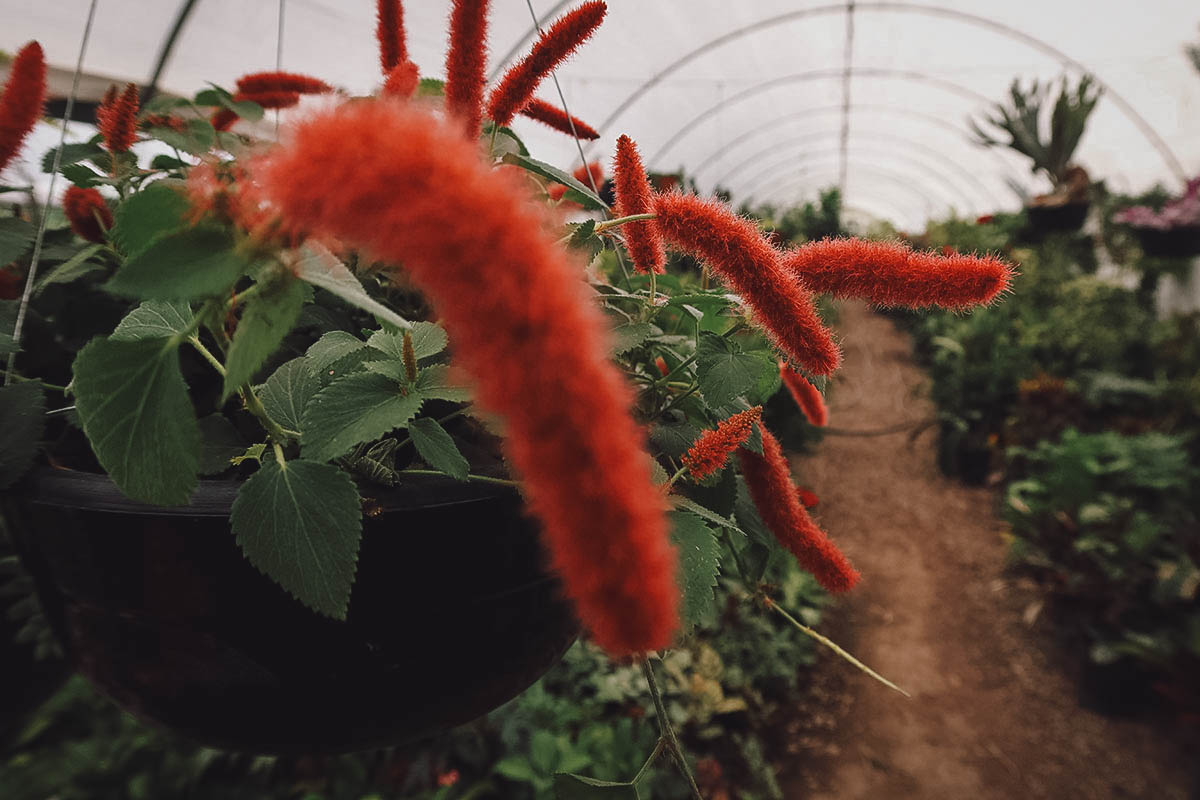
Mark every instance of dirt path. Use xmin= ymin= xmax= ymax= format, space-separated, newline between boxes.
xmin=779 ymin=301 xmax=1195 ymax=800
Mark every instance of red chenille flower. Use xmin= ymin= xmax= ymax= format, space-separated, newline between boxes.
xmin=486 ymin=1 xmax=606 ymax=127
xmin=238 ymin=90 xmax=302 ymax=110
xmin=783 ymin=238 xmax=1014 ymax=310
xmin=62 ymin=185 xmax=112 ymax=243
xmin=97 ymin=83 xmax=139 ymax=154
xmin=682 ymin=406 xmax=762 ymax=481
xmin=652 ymin=192 xmax=841 ymax=376
xmin=140 ymin=113 xmax=186 ymax=132
xmin=444 ymin=0 xmax=491 ymax=138
xmin=376 ymin=0 xmax=408 ymax=74
xmin=518 ymin=97 xmax=599 ymax=139
xmin=0 ymin=41 xmax=47 ymax=174
xmin=797 ymin=486 xmax=819 ymax=508
xmin=382 ymin=60 xmax=420 ymax=99
xmin=236 ymin=72 xmax=332 ymax=96
xmin=613 ymin=135 xmax=664 ymax=275
xmin=547 ymin=161 xmax=603 ymax=202
xmin=254 ymin=101 xmax=677 ymax=657
xmin=779 ymin=361 xmax=828 ymax=427
xmin=210 ymin=108 xmax=238 ymax=132
xmin=738 ymin=424 xmax=858 ymax=593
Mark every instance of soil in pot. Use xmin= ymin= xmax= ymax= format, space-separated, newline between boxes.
xmin=3 ymin=469 xmax=579 ymax=754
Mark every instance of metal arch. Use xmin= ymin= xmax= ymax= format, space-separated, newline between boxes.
xmin=746 ymin=158 xmax=946 ymax=213
xmin=583 ymin=2 xmax=1185 ymax=183
xmin=143 ymin=0 xmax=202 ymax=103
xmin=487 ymin=0 xmax=573 ymax=81
xmin=756 ymin=171 xmax=934 ymax=222
xmin=689 ymin=105 xmax=1027 ymax=191
xmin=843 ymin=201 xmax=914 ymax=226
xmin=728 ymin=145 xmax=974 ymax=212
xmin=645 ymin=68 xmax=992 ymax=167
xmin=709 ymin=130 xmax=999 ymax=209
xmin=750 ymin=163 xmax=941 ymax=218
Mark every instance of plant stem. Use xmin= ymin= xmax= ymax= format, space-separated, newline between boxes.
xmin=395 ymin=469 xmax=519 ymax=488
xmin=641 ymin=659 xmax=705 ymax=800
xmin=659 ymin=383 xmax=700 ymax=417
xmin=187 ymin=336 xmax=226 ymax=376
xmin=188 ymin=335 xmax=292 ymax=444
xmin=632 ymin=738 xmax=667 ymax=786
xmin=594 ymin=212 xmax=656 ymax=233
xmin=655 ymin=353 xmax=697 ymax=386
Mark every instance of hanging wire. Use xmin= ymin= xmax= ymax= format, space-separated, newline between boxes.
xmin=5 ymin=0 xmax=102 ymax=385
xmin=837 ymin=1 xmax=855 ymax=194
xmin=275 ymin=0 xmax=286 ymax=137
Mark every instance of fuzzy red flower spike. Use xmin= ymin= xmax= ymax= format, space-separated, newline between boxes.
xmin=96 ymin=83 xmax=139 ymax=155
xmin=783 ymin=238 xmax=1015 ymax=310
xmin=548 ymin=161 xmax=603 ymax=203
xmin=682 ymin=407 xmax=762 ymax=481
xmin=255 ymin=101 xmax=678 ymax=657
xmin=382 ymin=61 xmax=420 ymax=99
xmin=236 ymin=72 xmax=332 ymax=97
xmin=444 ymin=0 xmax=492 ymax=139
xmin=0 ymin=41 xmax=47 ymax=174
xmin=486 ymin=0 xmax=606 ymax=127
xmin=652 ymin=192 xmax=841 ymax=376
xmin=613 ymin=135 xmax=665 ymax=275
xmin=376 ymin=0 xmax=408 ymax=74
xmin=62 ymin=185 xmax=112 ymax=243
xmin=779 ymin=361 xmax=828 ymax=427
xmin=518 ymin=97 xmax=599 ymax=139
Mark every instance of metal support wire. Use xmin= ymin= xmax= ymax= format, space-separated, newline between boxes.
xmin=142 ymin=0 xmax=200 ymax=103
xmin=5 ymin=0 xmax=101 ymax=385
xmin=837 ymin=1 xmax=855 ymax=195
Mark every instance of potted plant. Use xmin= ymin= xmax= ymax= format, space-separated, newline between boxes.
xmin=1112 ymin=177 xmax=1200 ymax=258
xmin=970 ymin=75 xmax=1101 ymax=233
xmin=1 ymin=0 xmax=1013 ymax=771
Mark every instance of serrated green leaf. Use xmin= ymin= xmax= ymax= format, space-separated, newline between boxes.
xmin=696 ymin=334 xmax=776 ymax=407
xmin=610 ymin=322 xmax=660 ymax=355
xmin=110 ymin=300 xmax=192 ymax=341
xmin=416 ymin=78 xmax=445 ymax=97
xmin=231 ymin=442 xmax=266 ymax=466
xmin=71 ymin=336 xmax=200 ymax=505
xmin=0 ymin=382 xmax=45 ymax=489
xmin=60 ymin=162 xmax=103 ymax=188
xmin=553 ymin=773 xmax=640 ymax=799
xmin=34 ymin=243 xmax=105 ymax=295
xmin=670 ymin=510 xmax=721 ymax=629
xmin=107 ymin=226 xmax=251 ymax=300
xmin=223 ymin=275 xmax=305 ymax=398
xmin=408 ymin=417 xmax=469 ymax=480
xmin=260 ymin=357 xmax=319 ymax=434
xmin=671 ymin=496 xmax=746 ymax=537
xmin=292 ymin=244 xmax=411 ymax=331
xmin=650 ymin=421 xmax=701 ymax=458
xmin=0 ymin=217 xmax=35 ymax=264
xmin=197 ymin=414 xmax=245 ymax=475
xmin=415 ymin=364 xmax=472 ymax=402
xmin=231 ymin=458 xmax=362 ymax=619
xmin=41 ymin=141 xmax=104 ymax=173
xmin=305 ymin=331 xmax=367 ymax=372
xmin=301 ymin=372 xmax=424 ymax=462
xmin=502 ymin=152 xmax=608 ymax=210
xmin=111 ymin=182 xmax=192 ymax=258
xmin=366 ymin=321 xmax=447 ymax=361
xmin=151 ymin=118 xmax=217 ymax=155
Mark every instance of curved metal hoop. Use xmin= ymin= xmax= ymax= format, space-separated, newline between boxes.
xmin=688 ymin=104 xmax=1027 ymax=191
xmin=754 ymin=169 xmax=936 ymax=223
xmin=746 ymin=160 xmax=945 ymax=217
xmin=573 ymin=2 xmax=1184 ymax=182
xmin=711 ymin=132 xmax=998 ymax=209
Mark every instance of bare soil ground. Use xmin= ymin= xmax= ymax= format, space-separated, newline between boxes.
xmin=776 ymin=301 xmax=1196 ymax=800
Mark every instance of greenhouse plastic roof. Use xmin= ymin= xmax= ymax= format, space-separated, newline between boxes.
xmin=4 ymin=0 xmax=1199 ymax=230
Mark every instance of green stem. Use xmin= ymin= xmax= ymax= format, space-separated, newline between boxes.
xmin=633 ymin=738 xmax=667 ymax=786
xmin=656 ymin=354 xmax=697 ymax=386
xmin=187 ymin=336 xmax=226 ymax=376
xmin=641 ymin=659 xmax=705 ymax=800
xmin=244 ymin=385 xmax=290 ymax=443
xmin=8 ymin=375 xmax=68 ymax=392
xmin=396 ymin=469 xmax=519 ymax=488
xmin=594 ymin=212 xmax=656 ymax=233
xmin=665 ymin=463 xmax=690 ymax=488
xmin=659 ymin=383 xmax=700 ymax=417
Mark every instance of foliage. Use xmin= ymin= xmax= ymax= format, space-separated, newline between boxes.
xmin=741 ymin=187 xmax=845 ymax=246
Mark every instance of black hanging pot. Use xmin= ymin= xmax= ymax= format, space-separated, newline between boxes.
xmin=1025 ymin=201 xmax=1089 ymax=233
xmin=3 ymin=468 xmax=578 ymax=754
xmin=1132 ymin=225 xmax=1200 ymax=259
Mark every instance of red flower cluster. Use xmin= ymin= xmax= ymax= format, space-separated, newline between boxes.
xmin=547 ymin=161 xmax=603 ymax=202
xmin=783 ymin=238 xmax=1014 ymax=310
xmin=444 ymin=0 xmax=491 ymax=138
xmin=738 ymin=424 xmax=858 ymax=593
xmin=236 ymin=72 xmax=332 ymax=96
xmin=652 ymin=192 xmax=841 ymax=376
xmin=613 ymin=135 xmax=665 ymax=275
xmin=376 ymin=0 xmax=407 ymax=74
xmin=140 ymin=113 xmax=186 ymax=132
xmin=779 ymin=361 xmax=828 ymax=427
xmin=382 ymin=61 xmax=420 ymax=99
xmin=254 ymin=101 xmax=677 ymax=657
xmin=62 ymin=185 xmax=112 ymax=243
xmin=682 ymin=407 xmax=762 ymax=481
xmin=797 ymin=486 xmax=819 ymax=508
xmin=486 ymin=1 xmax=606 ymax=127
xmin=518 ymin=97 xmax=599 ymax=139
xmin=97 ymin=83 xmax=139 ymax=154
xmin=0 ymin=41 xmax=47 ymax=174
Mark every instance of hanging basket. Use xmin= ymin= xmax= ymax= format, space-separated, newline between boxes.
xmin=1025 ymin=201 xmax=1089 ymax=234
xmin=1132 ymin=226 xmax=1200 ymax=259
xmin=4 ymin=469 xmax=578 ymax=754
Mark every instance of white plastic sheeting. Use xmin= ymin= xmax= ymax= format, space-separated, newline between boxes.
xmin=3 ymin=0 xmax=1199 ymax=230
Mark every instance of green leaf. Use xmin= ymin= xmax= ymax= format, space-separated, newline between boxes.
xmin=197 ymin=413 xmax=245 ymax=475
xmin=150 ymin=118 xmax=217 ymax=155
xmin=301 ymin=372 xmax=423 ymax=462
xmin=408 ymin=417 xmax=469 ymax=480
xmin=260 ymin=357 xmax=320 ymax=434
xmin=292 ymin=244 xmax=411 ymax=331
xmin=670 ymin=496 xmax=746 ymax=537
xmin=305 ymin=330 xmax=368 ymax=372
xmin=494 ymin=757 xmax=537 ymax=783
xmin=41 ymin=141 xmax=104 ymax=173
xmin=553 ymin=773 xmax=640 ymax=799
xmin=110 ymin=182 xmax=191 ymax=257
xmin=0 ymin=382 xmax=45 ymax=489
xmin=610 ymin=322 xmax=659 ymax=355
xmin=71 ymin=336 xmax=200 ymax=505
xmin=415 ymin=364 xmax=472 ymax=402
xmin=60 ymin=162 xmax=103 ymax=188
xmin=33 ymin=243 xmax=105 ymax=295
xmin=416 ymin=78 xmax=445 ymax=97
xmin=502 ymin=152 xmax=608 ymax=210
xmin=0 ymin=217 xmax=35 ymax=264
xmin=670 ymin=510 xmax=721 ymax=629
xmin=107 ymin=226 xmax=251 ymax=300
xmin=223 ymin=274 xmax=306 ymax=398
xmin=110 ymin=300 xmax=192 ymax=341
xmin=231 ymin=458 xmax=362 ymax=619
xmin=696 ymin=333 xmax=776 ymax=407
xmin=366 ymin=321 xmax=447 ymax=361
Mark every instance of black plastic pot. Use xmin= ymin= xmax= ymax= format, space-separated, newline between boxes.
xmin=1025 ymin=201 xmax=1089 ymax=233
xmin=3 ymin=469 xmax=578 ymax=754
xmin=1133 ymin=226 xmax=1200 ymax=258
